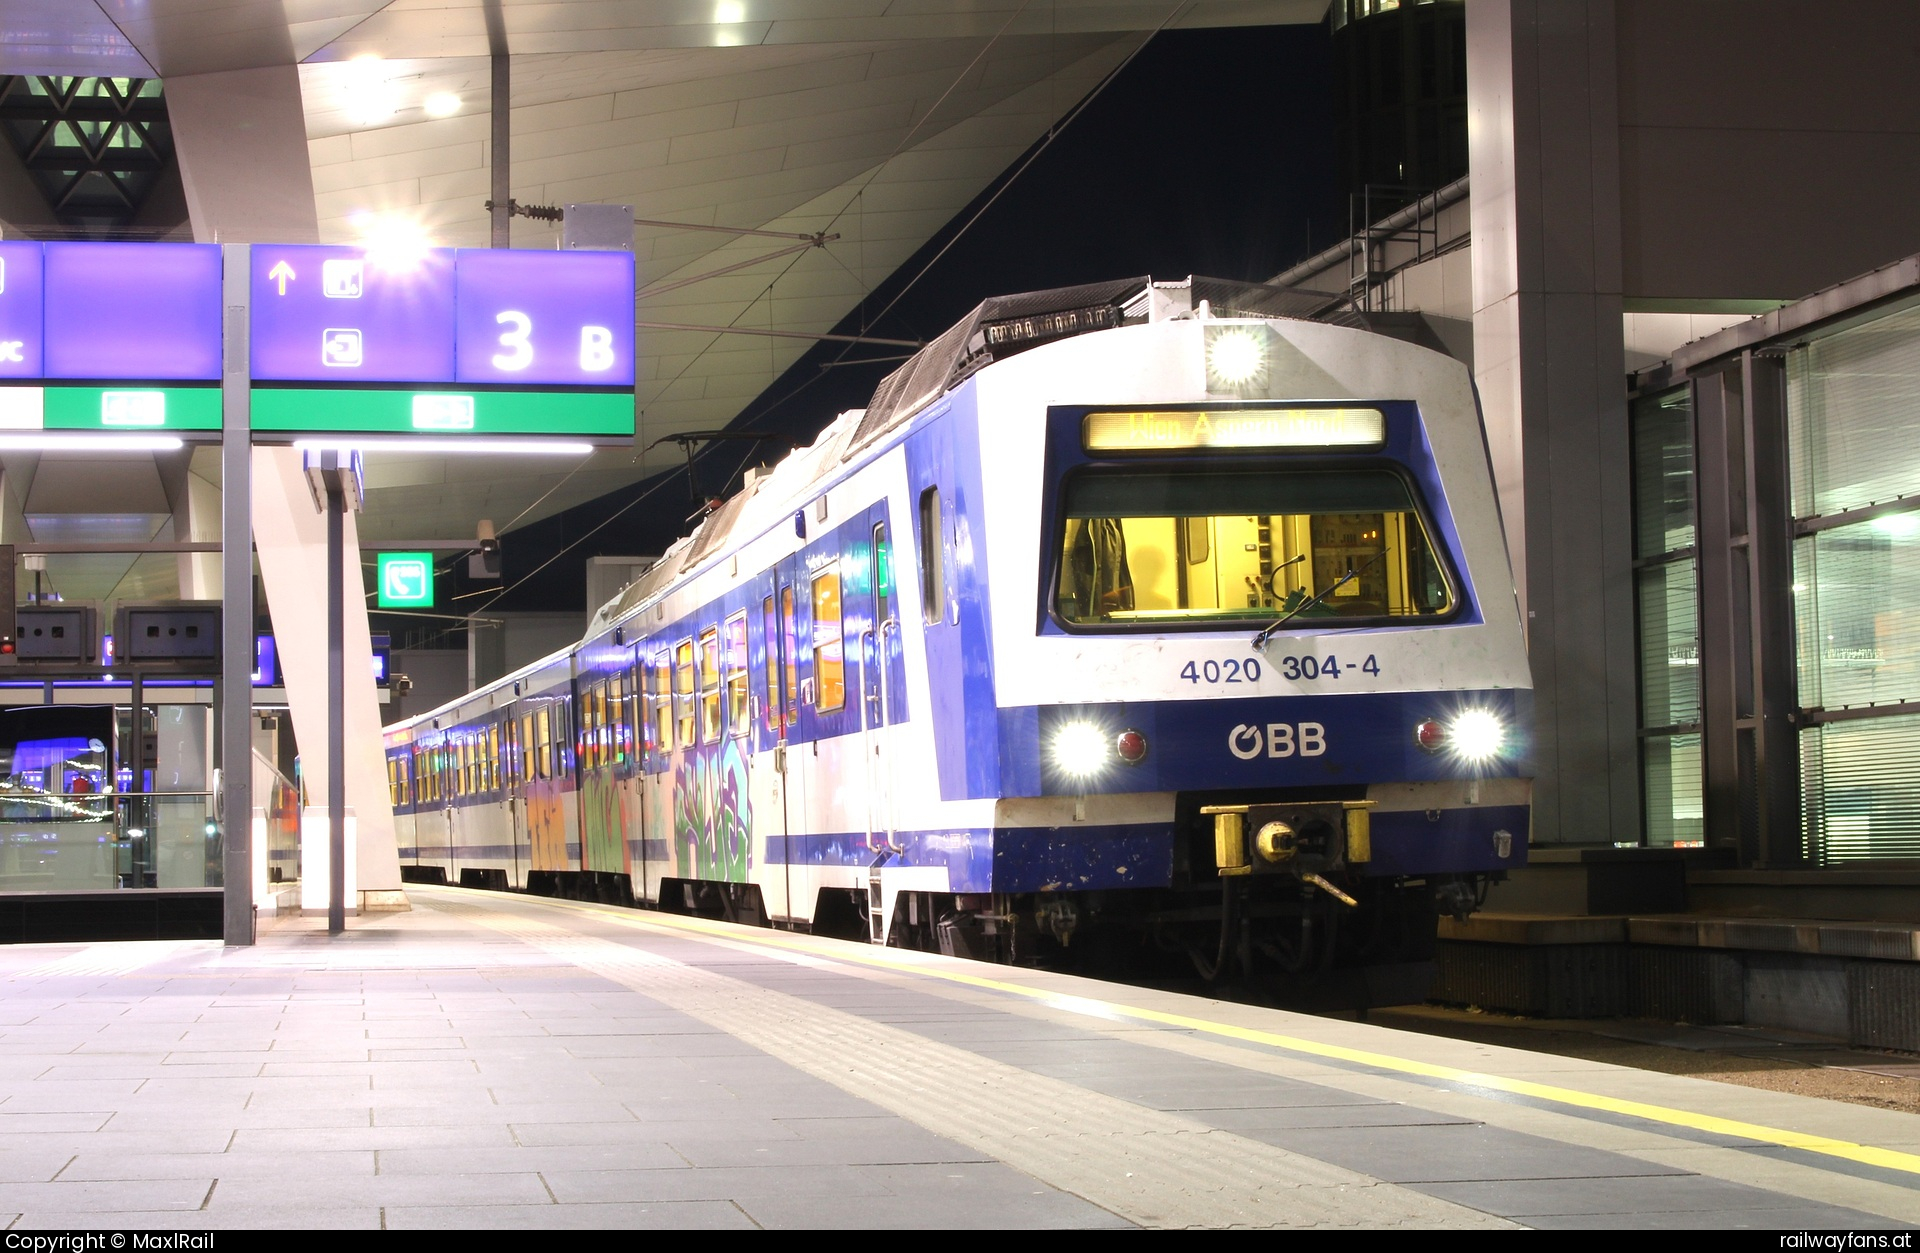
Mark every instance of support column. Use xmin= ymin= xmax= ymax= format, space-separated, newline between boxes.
xmin=1468 ymin=0 xmax=1640 ymax=844
xmin=170 ymin=62 xmax=407 ymax=908
xmin=487 ymin=0 xmax=511 ymax=249
xmin=220 ymin=245 xmax=253 ymax=944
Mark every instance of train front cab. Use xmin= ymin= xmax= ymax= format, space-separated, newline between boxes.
xmin=888 ymin=324 xmax=1532 ymax=1002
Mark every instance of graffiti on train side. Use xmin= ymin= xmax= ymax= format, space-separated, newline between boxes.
xmin=527 ymin=779 xmax=569 ymax=871
xmin=579 ymin=771 xmax=632 ymax=874
xmin=673 ymin=738 xmax=751 ymax=882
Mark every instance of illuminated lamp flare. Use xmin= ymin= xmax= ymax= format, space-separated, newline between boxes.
xmin=1052 ymin=722 xmax=1111 ymax=778
xmin=1449 ymin=709 xmax=1507 ymax=761
xmin=1206 ymin=330 xmax=1266 ymax=386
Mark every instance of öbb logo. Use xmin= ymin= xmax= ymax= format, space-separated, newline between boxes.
xmin=1229 ymin=722 xmax=1327 ymax=760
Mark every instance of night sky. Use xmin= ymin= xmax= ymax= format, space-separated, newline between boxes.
xmin=432 ymin=21 xmax=1339 ymax=622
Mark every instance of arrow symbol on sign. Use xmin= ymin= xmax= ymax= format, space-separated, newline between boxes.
xmin=268 ymin=260 xmax=295 ymax=295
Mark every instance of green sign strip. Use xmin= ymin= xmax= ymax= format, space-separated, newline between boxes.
xmin=250 ymin=387 xmax=634 ymax=437
xmin=40 ymin=386 xmax=222 ymax=432
xmin=376 ymin=552 xmax=436 ymax=609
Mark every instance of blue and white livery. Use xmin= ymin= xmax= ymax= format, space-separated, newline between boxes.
xmin=385 ymin=277 xmax=1532 ymax=1002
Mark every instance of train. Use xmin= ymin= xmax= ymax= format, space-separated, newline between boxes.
xmin=383 ymin=276 xmax=1532 ymax=1004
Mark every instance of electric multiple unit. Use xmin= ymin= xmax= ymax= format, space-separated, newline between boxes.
xmin=384 ymin=277 xmax=1532 ymax=1001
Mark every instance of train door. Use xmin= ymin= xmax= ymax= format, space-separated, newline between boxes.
xmin=419 ymin=737 xmax=453 ymax=874
xmin=624 ymin=650 xmax=647 ymax=895
xmin=780 ymin=552 xmax=825 ymax=921
xmin=753 ymin=570 xmax=794 ymax=918
xmin=505 ymin=712 xmax=528 ymax=888
xmin=860 ymin=509 xmax=900 ymax=851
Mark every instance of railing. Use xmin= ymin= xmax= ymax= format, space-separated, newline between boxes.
xmin=0 ymin=790 xmax=217 ymax=891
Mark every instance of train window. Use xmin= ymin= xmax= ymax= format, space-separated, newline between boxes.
xmin=811 ymin=566 xmax=845 ymax=712
xmin=781 ymin=586 xmax=799 ymax=722
xmin=698 ymin=627 xmax=721 ymax=743
xmin=724 ymin=613 xmax=749 ymax=736
xmin=387 ymin=757 xmax=400 ymax=808
xmin=873 ymin=521 xmax=893 ymax=625
xmin=535 ymin=708 xmax=551 ymax=780
xmin=674 ymin=639 xmax=696 ymax=746
xmin=487 ymin=725 xmax=500 ymax=791
xmin=918 ymin=487 xmax=943 ymax=624
xmin=518 ymin=715 xmax=532 ymax=785
xmin=762 ymin=596 xmax=781 ymax=734
xmin=656 ymin=653 xmax=676 ymax=754
xmin=610 ymin=674 xmax=628 ymax=764
xmin=1053 ymin=469 xmax=1455 ymax=628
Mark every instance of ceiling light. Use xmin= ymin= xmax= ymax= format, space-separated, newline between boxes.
xmin=292 ymin=438 xmax=596 ymax=456
xmin=0 ymin=435 xmax=183 ymax=451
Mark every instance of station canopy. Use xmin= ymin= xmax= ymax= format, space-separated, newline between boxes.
xmin=0 ymin=1 xmax=1321 ymax=603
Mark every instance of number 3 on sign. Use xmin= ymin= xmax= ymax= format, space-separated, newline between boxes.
xmin=493 ymin=310 xmax=533 ymax=371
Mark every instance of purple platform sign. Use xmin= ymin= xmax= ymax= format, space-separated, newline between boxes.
xmin=43 ymin=243 xmax=222 ymax=380
xmin=454 ymin=250 xmax=635 ymax=386
xmin=250 ymin=245 xmax=456 ymax=383
xmin=0 ymin=242 xmax=44 ymax=379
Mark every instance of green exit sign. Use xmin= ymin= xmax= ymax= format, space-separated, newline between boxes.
xmin=377 ymin=552 xmax=434 ymax=608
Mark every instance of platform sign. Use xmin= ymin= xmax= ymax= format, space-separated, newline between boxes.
xmin=43 ymin=243 xmax=223 ymax=380
xmin=0 ymin=242 xmax=46 ymax=378
xmin=0 ymin=243 xmax=223 ymax=436
xmin=376 ymin=552 xmax=435 ymax=609
xmin=249 ymin=245 xmax=635 ymax=442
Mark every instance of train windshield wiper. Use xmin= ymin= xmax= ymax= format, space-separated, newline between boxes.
xmin=1251 ymin=549 xmax=1391 ymax=650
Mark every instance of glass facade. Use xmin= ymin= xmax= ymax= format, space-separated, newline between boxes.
xmin=1788 ymin=299 xmax=1920 ymax=863
xmin=1631 ymin=388 xmax=1702 ymax=846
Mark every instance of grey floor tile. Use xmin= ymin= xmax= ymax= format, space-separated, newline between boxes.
xmin=56 ymin=1151 xmax=375 ymax=1181
xmin=384 ymin=1200 xmax=759 ymax=1229
xmin=1521 ymin=1208 xmax=1910 ymax=1231
xmin=1413 ymin=1174 xmax=1896 ymax=1221
xmin=0 ymin=1179 xmax=215 ymax=1212
xmin=1251 ymin=1123 xmax=1691 ymax=1184
xmin=376 ymin=1142 xmax=687 ymax=1174
xmin=542 ymin=1164 xmax=894 ymax=1204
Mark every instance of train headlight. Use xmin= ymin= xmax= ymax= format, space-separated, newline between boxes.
xmin=1206 ymin=328 xmax=1267 ymax=388
xmin=1451 ymin=709 xmax=1506 ymax=760
xmin=1052 ymin=721 xmax=1111 ymax=778
xmin=1415 ymin=709 xmax=1507 ymax=761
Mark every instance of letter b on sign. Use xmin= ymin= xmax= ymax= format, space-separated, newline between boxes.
xmin=580 ymin=326 xmax=614 ymax=371
xmin=1229 ymin=722 xmax=1328 ymax=760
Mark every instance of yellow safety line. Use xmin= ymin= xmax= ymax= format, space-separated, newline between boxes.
xmin=454 ymin=889 xmax=1920 ymax=1179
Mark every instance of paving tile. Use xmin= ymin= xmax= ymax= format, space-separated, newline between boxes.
xmin=0 ymin=1179 xmax=215 ymax=1213
xmin=665 ymin=1131 xmax=991 ymax=1168
xmin=1522 ymin=1208 xmax=1909 ymax=1231
xmin=1247 ymin=1123 xmax=1691 ymax=1184
xmin=384 ymin=1201 xmax=757 ymax=1229
xmin=542 ymin=1164 xmax=896 ymax=1205
xmin=377 ymin=1142 xmax=688 ymax=1174
xmin=57 ymin=1151 xmax=375 ymax=1181
xmin=1413 ymin=1174 xmax=1886 ymax=1221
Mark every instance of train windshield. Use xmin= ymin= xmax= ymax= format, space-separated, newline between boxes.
xmin=1054 ymin=468 xmax=1454 ymax=627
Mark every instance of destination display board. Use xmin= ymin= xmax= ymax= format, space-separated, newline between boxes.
xmin=248 ymin=245 xmax=635 ymax=440
xmin=0 ymin=242 xmax=224 ymax=433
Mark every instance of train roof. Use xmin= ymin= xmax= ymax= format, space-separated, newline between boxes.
xmin=586 ymin=274 xmax=1335 ymax=633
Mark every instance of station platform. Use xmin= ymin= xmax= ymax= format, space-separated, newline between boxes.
xmin=2 ymin=888 xmax=1919 ymax=1230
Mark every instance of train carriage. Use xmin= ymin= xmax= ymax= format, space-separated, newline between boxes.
xmin=386 ymin=276 xmax=1532 ymax=1001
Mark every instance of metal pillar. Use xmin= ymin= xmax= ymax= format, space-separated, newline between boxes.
xmin=327 ymin=484 xmax=346 ymax=934
xmin=488 ymin=0 xmax=510 ymax=249
xmin=1694 ymin=356 xmax=1801 ymax=866
xmin=220 ymin=243 xmax=255 ymax=945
